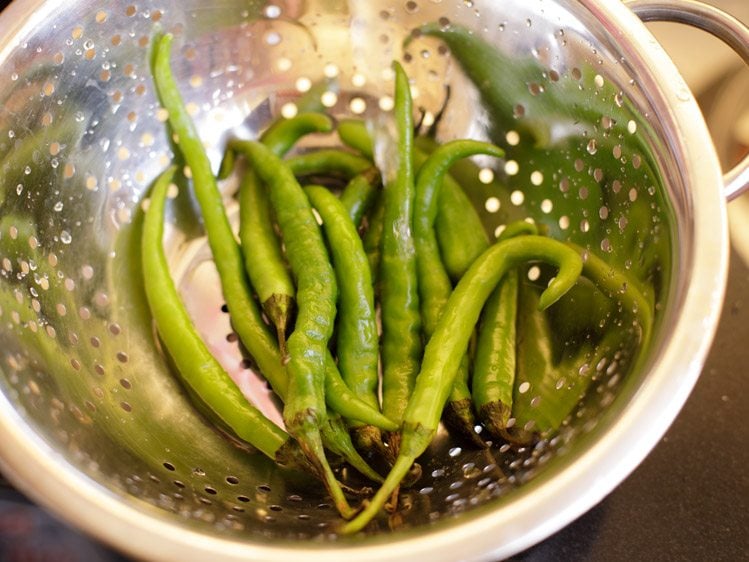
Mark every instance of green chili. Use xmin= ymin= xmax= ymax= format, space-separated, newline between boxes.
xmin=338 ymin=119 xmax=490 ymax=281
xmin=142 ymin=167 xmax=295 ymax=463
xmin=305 ymin=186 xmax=379 ymax=411
xmin=286 ymin=149 xmax=371 ymax=179
xmin=225 ymin=114 xmax=335 ymax=351
xmin=237 ymin=139 xmax=353 ymax=518
xmin=342 ymin=235 xmax=583 ymax=533
xmin=305 ymin=184 xmax=385 ymax=451
xmin=413 ymin=145 xmax=491 ymax=281
xmin=472 ymin=221 xmax=539 ymax=438
xmin=363 ymin=191 xmax=386 ymax=283
xmin=323 ymin=355 xmax=397 ymax=431
xmin=152 ymin=34 xmax=381 ymax=498
xmin=339 ymin=167 xmax=381 ymax=227
xmin=510 ymin=244 xmax=653 ymax=443
xmin=152 ymin=33 xmax=287 ymax=397
xmin=413 ymin=140 xmax=504 ymax=446
xmin=337 ymin=119 xmax=374 ymax=159
xmin=218 ymin=112 xmax=334 ymax=180
xmin=379 ymin=61 xmax=422 ymax=438
xmin=472 ymin=271 xmax=518 ymax=438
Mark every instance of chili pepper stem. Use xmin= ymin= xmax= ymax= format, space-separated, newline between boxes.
xmin=351 ymin=425 xmax=390 ymax=461
xmin=477 ymin=401 xmax=512 ymax=441
xmin=341 ymin=427 xmax=432 ymax=534
xmin=295 ymin=419 xmax=356 ymax=519
xmin=322 ymin=418 xmax=384 ymax=484
xmin=444 ymin=399 xmax=487 ymax=449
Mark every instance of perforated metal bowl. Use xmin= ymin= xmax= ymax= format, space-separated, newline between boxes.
xmin=0 ymin=0 xmax=747 ymax=560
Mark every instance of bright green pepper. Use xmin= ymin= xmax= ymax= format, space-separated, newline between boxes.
xmin=414 ymin=140 xmax=504 ymax=446
xmin=379 ymin=62 xmax=422 ymax=440
xmin=342 ymin=235 xmax=583 ymax=533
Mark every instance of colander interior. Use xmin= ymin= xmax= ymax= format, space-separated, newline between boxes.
xmin=0 ymin=0 xmax=693 ymax=550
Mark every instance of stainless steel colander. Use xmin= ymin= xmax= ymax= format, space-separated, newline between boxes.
xmin=0 ymin=0 xmax=747 ymax=560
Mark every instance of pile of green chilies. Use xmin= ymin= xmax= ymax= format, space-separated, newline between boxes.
xmin=144 ymin=33 xmax=650 ymax=532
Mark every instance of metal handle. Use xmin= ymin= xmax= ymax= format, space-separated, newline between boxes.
xmin=625 ymin=0 xmax=749 ymax=201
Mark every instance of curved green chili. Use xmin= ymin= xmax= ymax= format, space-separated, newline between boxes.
xmin=286 ymin=149 xmax=371 ymax=179
xmin=379 ymin=61 xmax=422 ymax=436
xmin=342 ymin=236 xmax=583 ymax=533
xmin=218 ymin=112 xmax=334 ymax=180
xmin=414 ymin=140 xmax=504 ymax=446
xmin=338 ymin=119 xmax=489 ymax=281
xmin=413 ymin=145 xmax=490 ymax=281
xmin=152 ymin=33 xmax=287 ymax=396
xmin=472 ymin=221 xmax=539 ymax=438
xmin=142 ymin=167 xmax=292 ymax=462
xmin=237 ymin=139 xmax=353 ymax=518
xmin=337 ymin=119 xmax=374 ymax=159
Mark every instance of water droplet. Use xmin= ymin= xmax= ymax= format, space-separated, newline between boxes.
xmin=60 ymin=231 xmax=72 ymax=244
xmin=676 ymin=85 xmax=690 ymax=102
xmin=53 ymin=201 xmax=63 ymax=212
xmin=463 ymin=463 xmax=481 ymax=478
xmin=586 ymin=139 xmax=598 ymax=155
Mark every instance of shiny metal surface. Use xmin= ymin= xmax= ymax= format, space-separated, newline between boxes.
xmin=0 ymin=0 xmax=739 ymax=560
xmin=625 ymin=0 xmax=749 ymax=199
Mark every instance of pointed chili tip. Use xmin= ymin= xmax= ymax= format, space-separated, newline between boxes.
xmin=538 ymin=248 xmax=583 ymax=310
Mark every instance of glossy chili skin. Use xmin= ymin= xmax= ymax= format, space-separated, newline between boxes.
xmin=413 ymin=140 xmax=504 ymax=445
xmin=151 ymin=33 xmax=288 ymax=398
xmin=224 ymin=143 xmax=393 ymax=430
xmin=141 ymin=167 xmax=290 ymax=462
xmin=237 ymin=140 xmax=355 ymax=517
xmin=342 ymin=236 xmax=583 ymax=533
xmin=472 ymin=270 xmax=518 ymax=436
xmin=362 ymin=191 xmax=386 ymax=286
xmin=304 ymin=185 xmax=379 ymax=414
xmin=338 ymin=119 xmax=490 ymax=282
xmin=337 ymin=119 xmax=374 ymax=159
xmin=414 ymin=145 xmax=491 ymax=282
xmin=152 ymin=36 xmax=376 ymax=507
xmin=339 ymin=167 xmax=381 ymax=227
xmin=229 ymin=114 xmax=335 ymax=351
xmin=379 ymin=61 xmax=422 ymax=430
xmin=286 ymin=149 xmax=371 ymax=179
xmin=472 ymin=221 xmax=539 ymax=438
